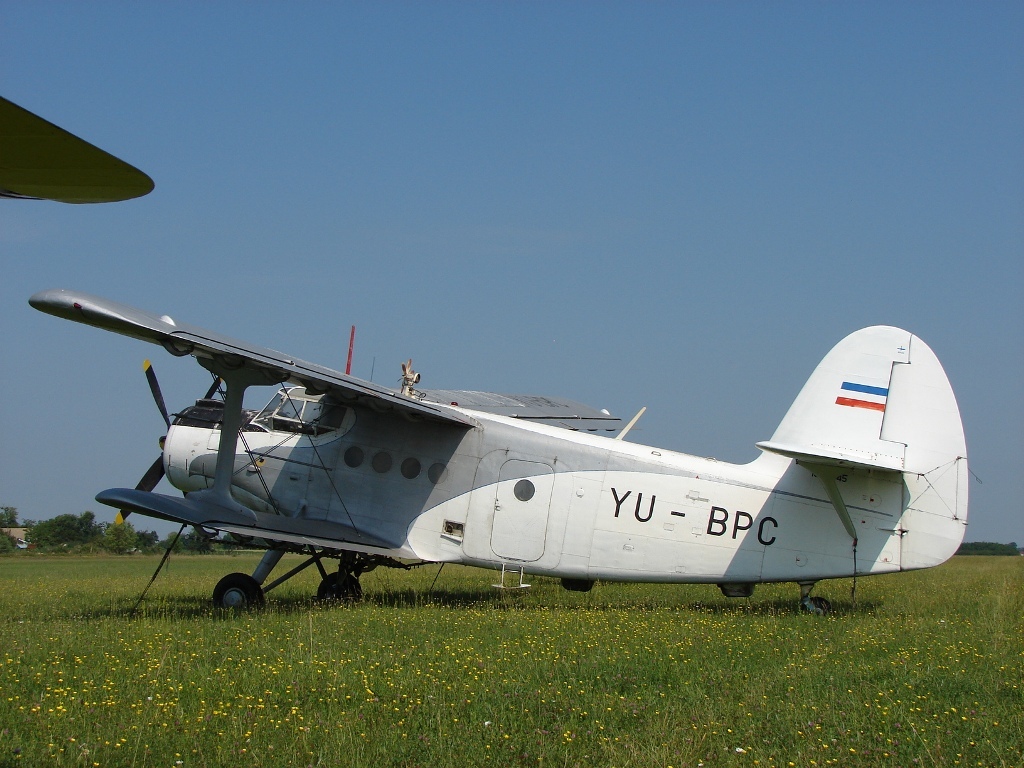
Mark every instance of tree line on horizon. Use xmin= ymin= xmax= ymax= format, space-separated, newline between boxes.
xmin=955 ymin=541 xmax=1021 ymax=556
xmin=0 ymin=506 xmax=216 ymax=555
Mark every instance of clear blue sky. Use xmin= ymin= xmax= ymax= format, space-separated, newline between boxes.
xmin=2 ymin=3 xmax=1021 ymax=544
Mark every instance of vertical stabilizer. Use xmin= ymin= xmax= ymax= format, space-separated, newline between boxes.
xmin=757 ymin=326 xmax=968 ymax=569
xmin=757 ymin=326 xmax=912 ymax=470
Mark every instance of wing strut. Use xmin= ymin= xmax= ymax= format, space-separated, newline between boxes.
xmin=805 ymin=464 xmax=858 ymax=545
xmin=194 ymin=361 xmax=285 ymax=518
xmin=615 ymin=406 xmax=646 ymax=441
xmin=804 ymin=462 xmax=860 ymax=603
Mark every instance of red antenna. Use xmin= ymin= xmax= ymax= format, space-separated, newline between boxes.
xmin=345 ymin=325 xmax=356 ymax=375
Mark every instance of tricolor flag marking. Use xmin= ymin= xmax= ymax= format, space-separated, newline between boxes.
xmin=836 ymin=381 xmax=888 ymax=412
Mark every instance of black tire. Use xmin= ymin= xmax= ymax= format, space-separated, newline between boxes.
xmin=317 ymin=572 xmax=363 ymax=602
xmin=560 ymin=578 xmax=594 ymax=593
xmin=810 ymin=596 xmax=832 ymax=614
xmin=213 ymin=572 xmax=265 ymax=609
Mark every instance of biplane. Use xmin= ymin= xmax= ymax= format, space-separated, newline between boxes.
xmin=30 ymin=289 xmax=968 ymax=612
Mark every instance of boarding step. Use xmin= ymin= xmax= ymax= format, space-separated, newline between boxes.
xmin=491 ymin=562 xmax=531 ymax=589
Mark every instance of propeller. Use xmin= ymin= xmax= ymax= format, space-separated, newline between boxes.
xmin=115 ymin=361 xmax=221 ymax=524
xmin=144 ymin=359 xmax=171 ymax=429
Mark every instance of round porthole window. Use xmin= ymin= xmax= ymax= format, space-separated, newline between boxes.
xmin=372 ymin=451 xmax=393 ymax=473
xmin=513 ymin=479 xmax=535 ymax=502
xmin=401 ymin=457 xmax=421 ymax=479
xmin=427 ymin=463 xmax=448 ymax=485
xmin=344 ymin=446 xmax=364 ymax=468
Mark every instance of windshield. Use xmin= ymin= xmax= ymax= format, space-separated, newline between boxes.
xmin=253 ymin=388 xmax=352 ymax=436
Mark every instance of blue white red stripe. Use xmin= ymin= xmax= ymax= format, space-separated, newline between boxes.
xmin=836 ymin=381 xmax=888 ymax=412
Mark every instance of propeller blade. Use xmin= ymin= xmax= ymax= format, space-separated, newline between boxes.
xmin=144 ymin=359 xmax=171 ymax=429
xmin=115 ymin=454 xmax=165 ymax=524
xmin=136 ymin=454 xmax=165 ymax=492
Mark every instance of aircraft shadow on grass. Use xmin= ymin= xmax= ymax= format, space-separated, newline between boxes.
xmin=82 ymin=587 xmax=880 ymax=621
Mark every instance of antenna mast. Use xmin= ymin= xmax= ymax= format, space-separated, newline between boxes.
xmin=345 ymin=325 xmax=355 ymax=375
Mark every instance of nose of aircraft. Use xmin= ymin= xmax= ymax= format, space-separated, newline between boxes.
xmin=113 ymin=361 xmax=221 ymax=524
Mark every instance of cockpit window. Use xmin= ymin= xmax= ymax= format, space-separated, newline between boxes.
xmin=278 ymin=397 xmax=304 ymax=421
xmin=253 ymin=388 xmax=354 ymax=436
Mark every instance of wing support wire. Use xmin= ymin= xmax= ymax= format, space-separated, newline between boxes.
xmin=278 ymin=387 xmax=362 ymax=534
xmin=132 ymin=523 xmax=186 ymax=613
xmin=188 ymin=373 xmax=367 ymax=540
xmin=237 ymin=431 xmax=283 ymax=516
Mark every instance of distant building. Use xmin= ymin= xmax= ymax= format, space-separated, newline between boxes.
xmin=1 ymin=527 xmax=29 ymax=549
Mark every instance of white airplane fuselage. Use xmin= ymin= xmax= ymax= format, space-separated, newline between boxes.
xmin=164 ymin=397 xmax=963 ymax=591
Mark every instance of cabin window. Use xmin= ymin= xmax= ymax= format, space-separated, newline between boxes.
xmin=277 ymin=397 xmax=303 ymax=421
xmin=372 ymin=452 xmax=393 ymax=473
xmin=344 ymin=446 xmax=364 ymax=468
xmin=253 ymin=388 xmax=353 ymax=436
xmin=514 ymin=479 xmax=536 ymax=502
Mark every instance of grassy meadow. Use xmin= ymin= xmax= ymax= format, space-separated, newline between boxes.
xmin=0 ymin=553 xmax=1020 ymax=767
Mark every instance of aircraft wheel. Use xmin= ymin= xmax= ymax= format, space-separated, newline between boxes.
xmin=800 ymin=595 xmax=832 ymax=615
xmin=811 ymin=596 xmax=832 ymax=614
xmin=317 ymin=572 xmax=363 ymax=602
xmin=213 ymin=573 xmax=265 ymax=609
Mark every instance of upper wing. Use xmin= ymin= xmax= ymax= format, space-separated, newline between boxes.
xmin=0 ymin=95 xmax=154 ymax=203
xmin=420 ymin=389 xmax=622 ymax=433
xmin=29 ymin=289 xmax=474 ymax=428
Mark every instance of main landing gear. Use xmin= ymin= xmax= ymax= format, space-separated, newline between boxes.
xmin=315 ymin=552 xmax=364 ymax=602
xmin=798 ymin=581 xmax=832 ymax=615
xmin=211 ymin=547 xmax=409 ymax=609
xmin=213 ymin=572 xmax=265 ymax=609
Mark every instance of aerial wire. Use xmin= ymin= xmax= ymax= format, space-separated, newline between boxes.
xmin=132 ymin=523 xmax=186 ymax=613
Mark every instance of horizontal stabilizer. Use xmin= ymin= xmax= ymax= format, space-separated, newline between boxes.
xmin=755 ymin=441 xmax=904 ymax=472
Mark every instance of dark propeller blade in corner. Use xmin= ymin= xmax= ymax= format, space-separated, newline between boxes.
xmin=144 ymin=359 xmax=171 ymax=429
xmin=115 ymin=455 xmax=165 ymax=524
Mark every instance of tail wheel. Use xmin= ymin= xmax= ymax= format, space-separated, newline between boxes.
xmin=801 ymin=595 xmax=832 ymax=615
xmin=317 ymin=572 xmax=363 ymax=602
xmin=213 ymin=572 xmax=265 ymax=609
xmin=811 ymin=596 xmax=832 ymax=614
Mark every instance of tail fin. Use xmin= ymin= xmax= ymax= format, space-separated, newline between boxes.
xmin=758 ymin=326 xmax=969 ymax=567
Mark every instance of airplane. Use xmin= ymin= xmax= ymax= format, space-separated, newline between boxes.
xmin=30 ymin=288 xmax=969 ymax=613
xmin=0 ymin=94 xmax=153 ymax=203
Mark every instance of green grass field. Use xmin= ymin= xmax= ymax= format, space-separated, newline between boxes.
xmin=1 ymin=554 xmax=1020 ymax=767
